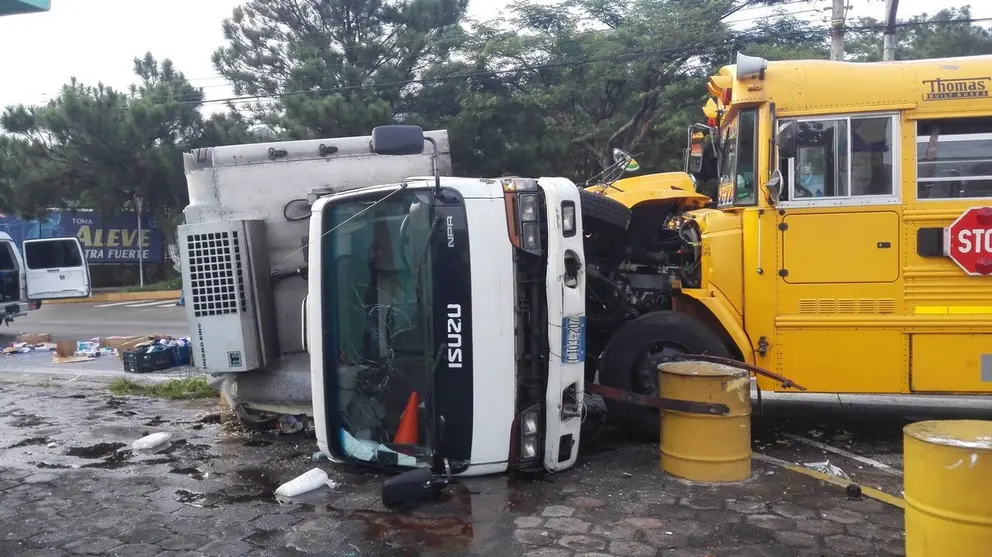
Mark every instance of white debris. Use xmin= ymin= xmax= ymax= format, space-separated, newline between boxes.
xmin=802 ymin=460 xmax=851 ymax=480
xmin=274 ymin=467 xmax=329 ymax=498
xmin=132 ymin=432 xmax=173 ymax=450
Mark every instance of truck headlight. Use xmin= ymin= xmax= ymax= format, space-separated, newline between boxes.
xmin=521 ymin=438 xmax=538 ymax=460
xmin=518 ymin=194 xmax=538 ymax=222
xmin=561 ymin=201 xmax=576 ymax=237
xmin=501 ymin=179 xmax=543 ymax=256
xmin=522 ymin=412 xmax=539 ymax=435
xmin=520 ymin=222 xmax=541 ymax=253
xmin=519 ymin=405 xmax=541 ymax=462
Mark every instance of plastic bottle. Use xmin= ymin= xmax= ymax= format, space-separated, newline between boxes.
xmin=274 ymin=467 xmax=329 ymax=497
xmin=132 ymin=432 xmax=173 ymax=450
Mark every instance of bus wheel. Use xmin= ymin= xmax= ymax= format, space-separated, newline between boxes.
xmin=597 ymin=311 xmax=730 ymax=441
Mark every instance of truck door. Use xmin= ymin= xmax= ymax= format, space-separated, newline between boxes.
xmin=22 ymin=238 xmax=91 ymax=300
xmin=774 ymin=113 xmax=904 ymax=393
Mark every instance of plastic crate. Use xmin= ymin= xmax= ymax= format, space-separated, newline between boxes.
xmin=122 ymin=345 xmax=191 ymax=374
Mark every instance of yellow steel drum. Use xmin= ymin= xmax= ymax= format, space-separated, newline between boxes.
xmin=658 ymin=361 xmax=751 ymax=482
xmin=904 ymin=420 xmax=992 ymax=557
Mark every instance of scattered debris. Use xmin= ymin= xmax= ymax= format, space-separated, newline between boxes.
xmin=132 ymin=432 xmax=173 ymax=451
xmin=802 ymin=460 xmax=850 ymax=480
xmin=278 ymin=414 xmax=305 ymax=434
xmin=16 ymin=333 xmax=52 ymax=344
xmin=121 ymin=336 xmax=192 ymax=373
xmin=274 ymin=467 xmax=330 ymax=498
xmin=846 ymin=484 xmax=863 ymax=500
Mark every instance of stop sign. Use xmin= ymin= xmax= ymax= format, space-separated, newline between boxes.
xmin=946 ymin=206 xmax=992 ymax=275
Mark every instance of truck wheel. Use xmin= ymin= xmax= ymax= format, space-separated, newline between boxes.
xmin=578 ymin=189 xmax=631 ymax=232
xmin=597 ymin=311 xmax=731 ymax=442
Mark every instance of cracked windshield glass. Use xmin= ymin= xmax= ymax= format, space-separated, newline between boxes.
xmin=325 ymin=188 xmax=434 ymax=468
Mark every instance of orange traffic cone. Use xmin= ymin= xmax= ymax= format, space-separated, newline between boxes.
xmin=394 ymin=391 xmax=419 ymax=445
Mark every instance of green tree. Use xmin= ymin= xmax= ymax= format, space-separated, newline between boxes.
xmin=0 ymin=53 xmax=217 ymax=230
xmin=847 ymin=7 xmax=992 ymax=62
xmin=446 ymin=0 xmax=810 ymax=178
xmin=212 ymin=0 xmax=469 ymax=138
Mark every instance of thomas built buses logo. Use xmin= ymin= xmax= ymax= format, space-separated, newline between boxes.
xmin=922 ymin=77 xmax=989 ymax=101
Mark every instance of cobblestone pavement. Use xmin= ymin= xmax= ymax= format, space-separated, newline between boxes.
xmin=0 ymin=381 xmax=910 ymax=557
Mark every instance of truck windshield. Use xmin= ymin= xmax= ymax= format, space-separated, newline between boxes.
xmin=321 ymin=187 xmax=436 ymax=468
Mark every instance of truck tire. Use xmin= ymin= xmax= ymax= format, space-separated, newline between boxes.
xmin=597 ymin=311 xmax=731 ymax=442
xmin=578 ymin=189 xmax=631 ymax=232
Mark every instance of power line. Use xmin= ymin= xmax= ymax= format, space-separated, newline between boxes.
xmin=187 ymin=16 xmax=992 ymax=109
xmin=8 ymin=14 xmax=992 ymax=109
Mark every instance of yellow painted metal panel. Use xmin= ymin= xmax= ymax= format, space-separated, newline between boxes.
xmin=904 ymin=420 xmax=992 ymax=557
xmin=915 ymin=306 xmax=992 ymax=315
xmin=659 ymin=362 xmax=751 ymax=483
xmin=910 ymin=335 xmax=992 ymax=393
xmin=777 ymin=329 xmax=906 ymax=393
xmin=782 ymin=211 xmax=900 ymax=284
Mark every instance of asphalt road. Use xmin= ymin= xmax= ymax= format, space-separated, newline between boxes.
xmin=0 ymin=299 xmax=190 ymax=379
xmin=6 ymin=299 xmax=188 ymax=341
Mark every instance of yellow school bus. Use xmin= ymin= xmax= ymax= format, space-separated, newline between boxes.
xmin=586 ymin=53 xmax=992 ymax=431
xmin=697 ymin=53 xmax=992 ymax=396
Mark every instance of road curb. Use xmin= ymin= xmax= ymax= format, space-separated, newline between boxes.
xmin=46 ymin=289 xmax=181 ymax=305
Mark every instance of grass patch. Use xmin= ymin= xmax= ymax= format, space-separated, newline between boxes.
xmin=120 ymin=277 xmax=182 ymax=293
xmin=108 ymin=375 xmax=215 ymax=400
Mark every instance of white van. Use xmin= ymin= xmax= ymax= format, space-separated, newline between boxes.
xmin=0 ymin=231 xmax=91 ymax=323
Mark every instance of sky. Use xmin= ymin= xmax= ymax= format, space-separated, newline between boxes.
xmin=0 ymin=0 xmax=989 ymax=114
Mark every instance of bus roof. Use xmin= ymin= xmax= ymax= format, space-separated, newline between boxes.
xmin=709 ymin=54 xmax=992 ymax=119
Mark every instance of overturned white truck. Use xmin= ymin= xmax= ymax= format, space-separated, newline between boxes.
xmin=178 ymin=126 xmax=588 ymax=479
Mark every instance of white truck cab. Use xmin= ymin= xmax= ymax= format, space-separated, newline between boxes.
xmin=307 ymin=169 xmax=586 ymax=477
xmin=306 ymin=126 xmax=586 ymax=477
xmin=0 ymin=231 xmax=91 ymax=323
xmin=178 ymin=125 xmax=587 ymax=478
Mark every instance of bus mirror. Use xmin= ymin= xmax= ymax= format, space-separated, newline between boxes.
xmin=370 ymin=125 xmax=426 ymax=156
xmin=775 ymin=121 xmax=797 ymax=159
xmin=765 ymin=168 xmax=784 ymax=205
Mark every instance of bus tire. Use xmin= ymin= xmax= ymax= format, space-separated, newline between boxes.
xmin=578 ymin=189 xmax=631 ymax=232
xmin=597 ymin=310 xmax=731 ymax=442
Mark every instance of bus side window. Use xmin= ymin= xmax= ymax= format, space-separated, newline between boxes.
xmin=735 ymin=109 xmax=758 ymax=204
xmin=781 ymin=114 xmax=898 ymax=202
xmin=917 ymin=116 xmax=992 ymax=199
xmin=794 ymin=120 xmax=848 ymax=199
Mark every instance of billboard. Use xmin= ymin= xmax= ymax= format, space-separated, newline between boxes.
xmin=0 ymin=0 xmax=50 ymax=16
xmin=0 ymin=210 xmax=164 ymax=264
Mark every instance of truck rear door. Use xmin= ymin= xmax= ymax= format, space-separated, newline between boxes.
xmin=22 ymin=238 xmax=91 ymax=300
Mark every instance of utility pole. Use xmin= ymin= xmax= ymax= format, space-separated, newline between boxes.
xmin=830 ymin=0 xmax=846 ymax=61
xmin=135 ymin=195 xmax=145 ymax=288
xmin=883 ymin=0 xmax=900 ymax=61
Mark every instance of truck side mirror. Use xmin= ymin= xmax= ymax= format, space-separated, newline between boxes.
xmin=381 ymin=466 xmax=446 ymax=510
xmin=765 ymin=168 xmax=784 ymax=205
xmin=775 ymin=120 xmax=798 ymax=160
xmin=370 ymin=125 xmax=426 ymax=156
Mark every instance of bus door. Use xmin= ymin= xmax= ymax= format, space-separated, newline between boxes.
xmin=772 ymin=113 xmax=905 ymax=393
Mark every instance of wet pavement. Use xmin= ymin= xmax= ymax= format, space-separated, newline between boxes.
xmin=0 ymin=379 xmax=951 ymax=557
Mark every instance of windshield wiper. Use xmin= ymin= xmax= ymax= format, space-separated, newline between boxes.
xmin=414 ymin=216 xmax=441 ymax=305
xmin=426 ymin=342 xmax=446 ymax=456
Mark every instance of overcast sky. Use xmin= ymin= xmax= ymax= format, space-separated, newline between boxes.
xmin=0 ymin=0 xmax=988 ymax=112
